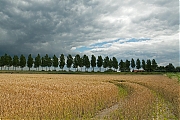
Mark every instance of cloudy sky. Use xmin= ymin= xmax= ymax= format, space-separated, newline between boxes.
xmin=0 ymin=0 xmax=179 ymax=66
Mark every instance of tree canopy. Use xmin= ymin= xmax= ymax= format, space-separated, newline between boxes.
xmin=0 ymin=53 xmax=178 ymax=72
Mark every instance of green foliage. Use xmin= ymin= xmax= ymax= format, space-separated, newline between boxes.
xmin=119 ymin=60 xmax=125 ymax=72
xmin=166 ymin=73 xmax=180 ymax=83
xmin=131 ymin=58 xmax=135 ymax=69
xmin=12 ymin=55 xmax=19 ymax=70
xmin=165 ymin=63 xmax=175 ymax=72
xmin=84 ymin=55 xmax=90 ymax=71
xmin=142 ymin=59 xmax=146 ymax=70
xmin=125 ymin=59 xmax=130 ymax=72
xmin=103 ymin=56 xmax=109 ymax=70
xmin=41 ymin=57 xmax=46 ymax=70
xmin=136 ymin=58 xmax=141 ymax=70
xmin=97 ymin=56 xmax=103 ymax=72
xmin=0 ymin=56 xmax=4 ymax=70
xmin=47 ymin=57 xmax=52 ymax=71
xmin=0 ymin=53 xmax=178 ymax=73
xmin=44 ymin=54 xmax=49 ymax=71
xmin=66 ymin=54 xmax=73 ymax=71
xmin=146 ymin=59 xmax=152 ymax=72
xmin=104 ymin=69 xmax=116 ymax=72
xmin=91 ymin=55 xmax=96 ymax=72
xmin=175 ymin=66 xmax=180 ymax=72
xmin=112 ymin=57 xmax=118 ymax=71
xmin=19 ymin=54 xmax=26 ymax=70
xmin=79 ymin=57 xmax=83 ymax=71
xmin=109 ymin=58 xmax=113 ymax=69
xmin=152 ymin=59 xmax=158 ymax=71
xmin=52 ymin=55 xmax=58 ymax=70
xmin=27 ymin=54 xmax=34 ymax=71
xmin=59 ymin=54 xmax=65 ymax=70
xmin=34 ymin=54 xmax=41 ymax=71
xmin=73 ymin=54 xmax=81 ymax=71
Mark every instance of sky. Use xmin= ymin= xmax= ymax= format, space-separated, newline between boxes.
xmin=0 ymin=0 xmax=179 ymax=67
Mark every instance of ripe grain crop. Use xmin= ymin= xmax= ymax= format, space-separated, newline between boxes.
xmin=0 ymin=74 xmax=179 ymax=119
xmin=105 ymin=75 xmax=179 ymax=119
xmin=123 ymin=75 xmax=179 ymax=118
xmin=106 ymin=81 xmax=156 ymax=119
xmin=0 ymin=74 xmax=119 ymax=119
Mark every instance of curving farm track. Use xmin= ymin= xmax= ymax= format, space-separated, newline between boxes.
xmin=94 ymin=75 xmax=179 ymax=120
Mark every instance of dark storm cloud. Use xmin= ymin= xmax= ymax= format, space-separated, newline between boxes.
xmin=0 ymin=0 xmax=179 ymax=66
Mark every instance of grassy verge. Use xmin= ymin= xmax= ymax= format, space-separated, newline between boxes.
xmin=109 ymin=80 xmax=129 ymax=99
xmin=166 ymin=73 xmax=180 ymax=82
xmin=151 ymin=92 xmax=177 ymax=120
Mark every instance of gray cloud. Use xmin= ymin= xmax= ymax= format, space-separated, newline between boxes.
xmin=0 ymin=0 xmax=179 ymax=66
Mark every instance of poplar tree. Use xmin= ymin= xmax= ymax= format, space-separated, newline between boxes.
xmin=146 ymin=59 xmax=151 ymax=72
xmin=73 ymin=54 xmax=80 ymax=71
xmin=7 ymin=55 xmax=12 ymax=70
xmin=142 ymin=59 xmax=146 ymax=70
xmin=119 ymin=60 xmax=125 ymax=72
xmin=47 ymin=57 xmax=52 ymax=71
xmin=131 ymin=58 xmax=135 ymax=70
xmin=59 ymin=54 xmax=65 ymax=71
xmin=52 ymin=55 xmax=58 ymax=70
xmin=109 ymin=58 xmax=113 ymax=69
xmin=44 ymin=54 xmax=49 ymax=71
xmin=79 ymin=57 xmax=83 ymax=71
xmin=41 ymin=57 xmax=45 ymax=71
xmin=34 ymin=54 xmax=41 ymax=71
xmin=27 ymin=54 xmax=33 ymax=71
xmin=103 ymin=56 xmax=109 ymax=70
xmin=97 ymin=55 xmax=103 ymax=72
xmin=112 ymin=57 xmax=118 ymax=71
xmin=0 ymin=56 xmax=4 ymax=70
xmin=85 ymin=55 xmax=90 ymax=72
xmin=136 ymin=58 xmax=141 ymax=70
xmin=91 ymin=55 xmax=96 ymax=72
xmin=152 ymin=59 xmax=158 ymax=71
xmin=66 ymin=54 xmax=73 ymax=71
xmin=83 ymin=55 xmax=87 ymax=71
xmin=12 ymin=55 xmax=19 ymax=70
xmin=19 ymin=54 xmax=26 ymax=71
xmin=125 ymin=59 xmax=130 ymax=72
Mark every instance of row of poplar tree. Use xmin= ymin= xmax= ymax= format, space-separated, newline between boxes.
xmin=0 ymin=53 xmax=159 ymax=72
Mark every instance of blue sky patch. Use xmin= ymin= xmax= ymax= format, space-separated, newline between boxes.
xmin=75 ymin=46 xmax=92 ymax=52
xmin=91 ymin=38 xmax=122 ymax=47
xmin=76 ymin=38 xmax=151 ymax=52
xmin=126 ymin=38 xmax=151 ymax=43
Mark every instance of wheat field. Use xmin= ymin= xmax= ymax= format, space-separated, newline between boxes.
xmin=0 ymin=74 xmax=179 ymax=119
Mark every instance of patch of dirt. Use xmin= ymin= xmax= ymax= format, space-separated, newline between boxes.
xmin=93 ymin=103 xmax=119 ymax=119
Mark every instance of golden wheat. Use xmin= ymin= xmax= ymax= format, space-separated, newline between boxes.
xmin=0 ymin=74 xmax=179 ymax=119
xmin=0 ymin=74 xmax=119 ymax=119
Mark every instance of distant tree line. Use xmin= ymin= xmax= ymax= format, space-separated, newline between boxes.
xmin=0 ymin=53 xmax=179 ymax=72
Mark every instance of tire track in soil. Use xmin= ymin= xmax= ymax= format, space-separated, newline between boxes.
xmin=92 ymin=81 xmax=177 ymax=120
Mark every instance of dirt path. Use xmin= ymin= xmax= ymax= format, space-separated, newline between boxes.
xmin=93 ymin=103 xmax=119 ymax=119
xmin=92 ymin=81 xmax=177 ymax=119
